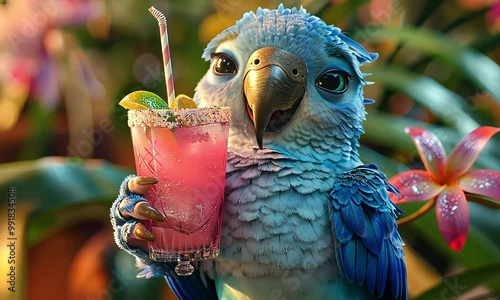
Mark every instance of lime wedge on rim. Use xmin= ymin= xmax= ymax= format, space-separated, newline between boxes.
xmin=119 ymin=90 xmax=169 ymax=110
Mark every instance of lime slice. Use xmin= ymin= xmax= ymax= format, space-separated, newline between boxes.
xmin=119 ymin=90 xmax=169 ymax=110
xmin=170 ymin=94 xmax=198 ymax=109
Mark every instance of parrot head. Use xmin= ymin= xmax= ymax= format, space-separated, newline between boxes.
xmin=195 ymin=5 xmax=377 ymax=155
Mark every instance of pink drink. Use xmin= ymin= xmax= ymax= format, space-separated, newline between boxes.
xmin=128 ymin=107 xmax=230 ymax=272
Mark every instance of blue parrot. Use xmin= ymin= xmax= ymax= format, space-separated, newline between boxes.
xmin=111 ymin=5 xmax=407 ymax=300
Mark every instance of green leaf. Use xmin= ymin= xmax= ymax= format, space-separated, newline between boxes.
xmin=414 ymin=263 xmax=500 ymax=300
xmin=368 ymin=65 xmax=479 ymax=135
xmin=0 ymin=157 xmax=130 ymax=212
xmin=110 ymin=251 xmax=165 ymax=300
xmin=26 ymin=202 xmax=112 ymax=246
xmin=362 ymin=111 xmax=500 ymax=171
xmin=471 ymin=33 xmax=500 ymax=53
xmin=362 ymin=111 xmax=419 ymax=153
xmin=399 ymin=202 xmax=500 ymax=294
xmin=319 ymin=0 xmax=369 ymax=23
xmin=412 ymin=0 xmax=444 ymax=27
xmin=0 ymin=157 xmax=130 ymax=300
xmin=369 ymin=27 xmax=500 ymax=101
xmin=0 ymin=157 xmax=130 ymax=245
xmin=362 ymin=111 xmax=457 ymax=153
xmin=384 ymin=0 xmax=444 ymax=64
xmin=18 ymin=103 xmax=56 ymax=160
xmin=358 ymin=146 xmax=408 ymax=177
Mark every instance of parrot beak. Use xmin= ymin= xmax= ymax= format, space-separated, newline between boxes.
xmin=243 ymin=47 xmax=307 ymax=149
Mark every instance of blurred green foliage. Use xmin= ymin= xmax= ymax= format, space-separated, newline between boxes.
xmin=0 ymin=0 xmax=498 ymax=299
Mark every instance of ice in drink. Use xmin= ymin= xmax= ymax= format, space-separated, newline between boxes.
xmin=128 ymin=107 xmax=230 ymax=270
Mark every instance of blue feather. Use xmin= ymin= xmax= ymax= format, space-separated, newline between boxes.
xmin=362 ymin=208 xmax=381 ymax=254
xmin=355 ymin=238 xmax=367 ymax=285
xmin=162 ymin=264 xmax=218 ymax=300
xmin=341 ymin=240 xmax=356 ymax=283
xmin=334 ymin=213 xmax=353 ymax=243
xmin=330 ymin=164 xmax=407 ymax=299
xmin=113 ymin=5 xmax=410 ymax=299
xmin=341 ymin=202 xmax=366 ymax=237
xmin=366 ymin=253 xmax=377 ymax=294
xmin=389 ymin=251 xmax=400 ymax=299
xmin=376 ymin=242 xmax=389 ymax=298
xmin=365 ymin=208 xmax=384 ymax=253
xmin=338 ymin=33 xmax=378 ymax=64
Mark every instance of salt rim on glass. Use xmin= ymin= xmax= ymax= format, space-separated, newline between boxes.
xmin=127 ymin=106 xmax=231 ymax=129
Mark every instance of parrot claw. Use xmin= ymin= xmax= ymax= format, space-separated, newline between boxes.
xmin=136 ymin=176 xmax=158 ymax=185
xmin=136 ymin=202 xmax=165 ymax=222
xmin=110 ymin=175 xmax=176 ymax=279
xmin=132 ymin=223 xmax=156 ymax=242
xmin=128 ymin=176 xmax=158 ymax=194
xmin=110 ymin=175 xmax=159 ymax=261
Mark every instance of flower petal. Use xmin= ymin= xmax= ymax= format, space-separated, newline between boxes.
xmin=459 ymin=169 xmax=500 ymax=200
xmin=388 ymin=170 xmax=444 ymax=204
xmin=405 ymin=127 xmax=447 ymax=179
xmin=436 ymin=187 xmax=469 ymax=252
xmin=445 ymin=126 xmax=500 ymax=180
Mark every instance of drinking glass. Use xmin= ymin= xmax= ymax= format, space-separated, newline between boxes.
xmin=128 ymin=107 xmax=230 ymax=275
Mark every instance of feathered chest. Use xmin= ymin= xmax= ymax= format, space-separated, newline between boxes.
xmin=215 ymin=149 xmax=342 ymax=277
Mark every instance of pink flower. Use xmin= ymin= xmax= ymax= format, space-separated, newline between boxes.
xmin=389 ymin=127 xmax=500 ymax=252
xmin=0 ymin=0 xmax=104 ymax=130
xmin=487 ymin=1 xmax=500 ymax=33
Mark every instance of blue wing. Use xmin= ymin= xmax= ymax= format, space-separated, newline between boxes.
xmin=163 ymin=272 xmax=217 ymax=300
xmin=329 ymin=164 xmax=407 ymax=300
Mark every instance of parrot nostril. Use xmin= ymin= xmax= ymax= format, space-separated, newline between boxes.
xmin=254 ymin=59 xmax=260 ymax=65
xmin=292 ymin=69 xmax=298 ymax=76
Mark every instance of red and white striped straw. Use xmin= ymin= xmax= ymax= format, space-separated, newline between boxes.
xmin=149 ymin=6 xmax=175 ymax=106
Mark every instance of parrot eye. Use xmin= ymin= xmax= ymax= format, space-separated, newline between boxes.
xmin=213 ymin=53 xmax=238 ymax=75
xmin=315 ymin=70 xmax=349 ymax=93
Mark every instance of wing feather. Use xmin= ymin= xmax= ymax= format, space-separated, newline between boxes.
xmin=334 ymin=212 xmax=353 ymax=243
xmin=341 ymin=202 xmax=366 ymax=237
xmin=330 ymin=164 xmax=408 ymax=300
xmin=366 ymin=253 xmax=377 ymax=294
xmin=355 ymin=238 xmax=368 ymax=285
xmin=164 ymin=265 xmax=218 ymax=300
xmin=341 ymin=239 xmax=356 ymax=282
xmin=376 ymin=242 xmax=389 ymax=298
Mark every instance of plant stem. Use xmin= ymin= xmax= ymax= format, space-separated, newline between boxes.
xmin=467 ymin=194 xmax=500 ymax=209
xmin=397 ymin=198 xmax=436 ymax=226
